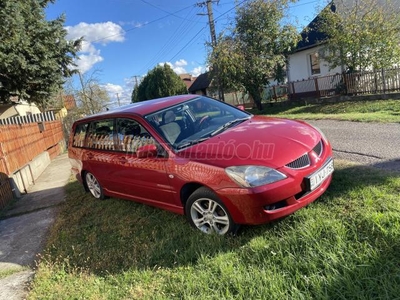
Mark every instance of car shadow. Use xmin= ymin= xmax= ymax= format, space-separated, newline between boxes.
xmin=31 ymin=159 xmax=399 ymax=291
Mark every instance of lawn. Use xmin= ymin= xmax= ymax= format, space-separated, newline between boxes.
xmin=28 ymin=160 xmax=400 ymax=299
xmin=252 ymin=99 xmax=400 ymax=123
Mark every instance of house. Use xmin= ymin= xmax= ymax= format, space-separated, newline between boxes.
xmin=47 ymin=94 xmax=77 ymax=119
xmin=286 ymin=0 xmax=400 ymax=100
xmin=188 ymin=72 xmax=214 ymax=96
xmin=288 ymin=0 xmax=398 ymax=83
xmin=287 ymin=2 xmax=342 ymax=83
xmin=63 ymin=95 xmax=76 ymax=110
xmin=0 ymin=100 xmax=41 ymax=119
xmin=179 ymin=73 xmax=197 ymax=91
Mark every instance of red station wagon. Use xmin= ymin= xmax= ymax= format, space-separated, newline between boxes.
xmin=68 ymin=95 xmax=334 ymax=235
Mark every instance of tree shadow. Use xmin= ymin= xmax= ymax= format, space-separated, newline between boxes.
xmin=34 ymin=159 xmax=399 ymax=299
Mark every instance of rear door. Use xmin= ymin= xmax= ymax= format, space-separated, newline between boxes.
xmin=83 ymin=118 xmax=117 ymax=189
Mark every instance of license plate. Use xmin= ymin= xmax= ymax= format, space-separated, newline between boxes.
xmin=306 ymin=158 xmax=334 ymax=191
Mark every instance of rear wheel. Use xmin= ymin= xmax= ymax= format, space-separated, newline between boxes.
xmin=84 ymin=172 xmax=105 ymax=200
xmin=185 ymin=187 xmax=238 ymax=235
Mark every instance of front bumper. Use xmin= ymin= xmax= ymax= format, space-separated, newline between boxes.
xmin=216 ymin=158 xmax=334 ymax=225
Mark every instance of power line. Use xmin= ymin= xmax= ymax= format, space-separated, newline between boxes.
xmin=81 ymin=3 xmax=196 ymax=45
xmin=168 ymin=26 xmax=208 ymax=62
xmin=138 ymin=4 xmax=204 ymax=74
xmin=140 ymin=0 xmax=204 ymax=23
xmin=133 ymin=0 xmax=322 ymax=76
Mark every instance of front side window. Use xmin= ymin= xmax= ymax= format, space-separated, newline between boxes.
xmin=86 ymin=119 xmax=115 ymax=150
xmin=115 ymin=118 xmax=156 ymax=154
xmin=309 ymin=52 xmax=321 ymax=75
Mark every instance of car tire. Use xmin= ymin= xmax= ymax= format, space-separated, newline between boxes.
xmin=185 ymin=187 xmax=238 ymax=235
xmin=84 ymin=171 xmax=106 ymax=200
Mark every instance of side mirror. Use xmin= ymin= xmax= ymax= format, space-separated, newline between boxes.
xmin=137 ymin=144 xmax=158 ymax=158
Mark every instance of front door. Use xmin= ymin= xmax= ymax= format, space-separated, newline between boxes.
xmin=105 ymin=118 xmax=178 ymax=210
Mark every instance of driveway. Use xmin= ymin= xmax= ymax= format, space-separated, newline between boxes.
xmin=308 ymin=120 xmax=400 ymax=172
xmin=0 ymin=154 xmax=71 ymax=300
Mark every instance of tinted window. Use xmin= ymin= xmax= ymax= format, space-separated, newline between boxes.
xmin=86 ymin=119 xmax=115 ymax=150
xmin=72 ymin=123 xmax=89 ymax=148
xmin=115 ymin=118 xmax=157 ymax=154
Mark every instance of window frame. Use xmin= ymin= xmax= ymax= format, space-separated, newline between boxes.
xmin=309 ymin=52 xmax=321 ymax=76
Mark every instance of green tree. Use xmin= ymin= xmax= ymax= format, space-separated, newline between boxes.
xmin=209 ymin=0 xmax=298 ymax=110
xmin=132 ymin=64 xmax=187 ymax=102
xmin=0 ymin=0 xmax=81 ymax=107
xmin=318 ymin=0 xmax=400 ymax=73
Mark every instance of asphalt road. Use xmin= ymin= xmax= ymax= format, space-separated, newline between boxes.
xmin=308 ymin=120 xmax=400 ymax=172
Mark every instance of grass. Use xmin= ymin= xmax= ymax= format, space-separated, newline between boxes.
xmin=28 ymin=160 xmax=400 ymax=299
xmin=251 ymin=99 xmax=400 ymax=122
xmin=0 ymin=265 xmax=29 ymax=279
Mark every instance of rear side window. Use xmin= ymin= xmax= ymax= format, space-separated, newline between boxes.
xmin=72 ymin=123 xmax=89 ymax=148
xmin=86 ymin=119 xmax=115 ymax=150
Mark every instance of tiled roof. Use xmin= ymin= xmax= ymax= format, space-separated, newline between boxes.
xmin=295 ymin=2 xmax=335 ymax=51
xmin=63 ymin=95 xmax=76 ymax=110
xmin=179 ymin=74 xmax=197 ymax=90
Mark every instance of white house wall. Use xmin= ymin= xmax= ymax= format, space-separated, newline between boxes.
xmin=14 ymin=102 xmax=41 ymax=116
xmin=288 ymin=45 xmax=342 ymax=83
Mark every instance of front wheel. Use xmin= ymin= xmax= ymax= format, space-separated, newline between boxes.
xmin=185 ymin=187 xmax=238 ymax=235
xmin=84 ymin=171 xmax=105 ymax=200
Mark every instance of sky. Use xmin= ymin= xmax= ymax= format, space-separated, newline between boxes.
xmin=45 ymin=0 xmax=330 ymax=106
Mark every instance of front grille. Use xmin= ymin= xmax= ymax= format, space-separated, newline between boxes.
xmin=286 ymin=153 xmax=310 ymax=169
xmin=313 ymin=140 xmax=323 ymax=157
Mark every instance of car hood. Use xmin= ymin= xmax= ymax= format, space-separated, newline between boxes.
xmin=177 ymin=116 xmax=321 ymax=168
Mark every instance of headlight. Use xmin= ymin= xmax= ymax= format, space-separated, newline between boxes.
xmin=225 ymin=166 xmax=287 ymax=188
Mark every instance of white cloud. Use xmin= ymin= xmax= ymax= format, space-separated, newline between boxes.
xmin=66 ymin=22 xmax=125 ymax=44
xmin=173 ymin=66 xmax=187 ymax=74
xmin=102 ymin=83 xmax=124 ymax=95
xmin=76 ymin=52 xmax=104 ymax=74
xmin=66 ymin=22 xmax=125 ymax=73
xmin=118 ymin=21 xmax=147 ymax=28
xmin=191 ymin=66 xmax=204 ymax=77
xmin=102 ymin=80 xmax=134 ymax=108
xmin=159 ymin=59 xmax=190 ymax=75
xmin=158 ymin=60 xmax=208 ymax=77
xmin=175 ymin=59 xmax=188 ymax=68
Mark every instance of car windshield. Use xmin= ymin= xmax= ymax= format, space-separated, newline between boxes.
xmin=145 ymin=96 xmax=252 ymax=150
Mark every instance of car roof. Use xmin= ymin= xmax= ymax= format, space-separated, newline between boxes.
xmin=77 ymin=94 xmax=200 ymax=122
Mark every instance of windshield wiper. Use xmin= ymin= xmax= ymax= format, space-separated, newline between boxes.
xmin=210 ymin=117 xmax=250 ymax=137
xmin=176 ymin=137 xmax=210 ymax=150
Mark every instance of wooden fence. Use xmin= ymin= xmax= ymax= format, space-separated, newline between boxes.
xmin=0 ymin=120 xmax=64 ymax=209
xmin=288 ymin=67 xmax=400 ymax=100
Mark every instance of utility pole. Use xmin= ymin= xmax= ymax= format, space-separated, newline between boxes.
xmin=206 ymin=0 xmax=217 ymax=48
xmin=132 ymin=75 xmax=140 ymax=87
xmin=197 ymin=0 xmax=225 ymax=101
xmin=116 ymin=93 xmax=121 ymax=106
